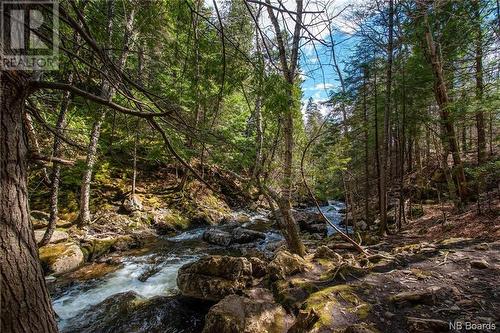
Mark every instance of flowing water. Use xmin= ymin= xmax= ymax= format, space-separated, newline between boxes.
xmin=51 ymin=202 xmax=345 ymax=332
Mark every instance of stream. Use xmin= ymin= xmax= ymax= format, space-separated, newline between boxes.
xmin=51 ymin=201 xmax=346 ymax=332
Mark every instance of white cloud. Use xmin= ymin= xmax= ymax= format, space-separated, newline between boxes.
xmin=314 ymin=83 xmax=334 ymax=90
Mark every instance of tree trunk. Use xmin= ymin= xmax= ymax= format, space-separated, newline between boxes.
xmin=39 ymin=75 xmax=72 ymax=246
xmin=79 ymin=3 xmax=135 ymax=225
xmin=373 ymin=64 xmax=382 ymax=222
xmin=379 ymin=0 xmax=394 ymax=235
xmin=363 ymin=68 xmax=370 ymax=222
xmin=1 ymin=72 xmax=59 ymax=333
xmin=266 ymin=0 xmax=305 ymax=257
xmin=423 ymin=12 xmax=467 ymax=203
xmin=474 ymin=0 xmax=486 ymax=164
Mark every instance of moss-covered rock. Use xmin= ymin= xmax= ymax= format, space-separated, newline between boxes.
xmin=177 ymin=255 xmax=253 ymax=301
xmin=81 ymin=237 xmax=117 ymax=261
xmin=203 ymin=288 xmax=294 ymax=333
xmin=268 ymin=251 xmax=311 ymax=280
xmin=39 ymin=242 xmax=84 ymax=275
xmin=152 ymin=208 xmax=190 ymax=234
xmin=299 ymin=285 xmax=372 ymax=333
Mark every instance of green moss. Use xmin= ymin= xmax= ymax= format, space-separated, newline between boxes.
xmin=39 ymin=243 xmax=70 ymax=266
xmin=160 ymin=209 xmax=190 ymax=230
xmin=82 ymin=238 xmax=117 ymax=261
xmin=303 ymin=285 xmax=372 ymax=330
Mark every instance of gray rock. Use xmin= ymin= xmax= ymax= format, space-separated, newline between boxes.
xmin=202 ymin=229 xmax=233 ymax=246
xmin=231 ymin=227 xmax=265 ymax=244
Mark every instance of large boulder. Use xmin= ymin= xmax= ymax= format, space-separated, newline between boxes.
xmin=202 ymin=227 xmax=266 ymax=247
xmin=293 ymin=210 xmax=323 ymax=224
xmin=231 ymin=227 xmax=266 ymax=244
xmin=34 ymin=229 xmax=69 ymax=244
xmin=61 ymin=291 xmax=210 ymax=333
xmin=203 ymin=288 xmax=294 ymax=333
xmin=202 ymin=229 xmax=233 ymax=246
xmin=177 ymin=256 xmax=253 ymax=301
xmin=293 ymin=210 xmax=326 ymax=234
xmin=268 ymin=250 xmax=310 ymax=279
xmin=39 ymin=242 xmax=84 ymax=275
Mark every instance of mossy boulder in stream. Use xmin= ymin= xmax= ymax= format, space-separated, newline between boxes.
xmin=177 ymin=255 xmax=253 ymax=301
xmin=60 ymin=291 xmax=210 ymax=333
xmin=39 ymin=242 xmax=84 ymax=275
xmin=203 ymin=288 xmax=294 ymax=333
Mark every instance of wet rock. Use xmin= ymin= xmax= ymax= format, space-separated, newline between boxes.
xmin=268 ymin=250 xmax=310 ymax=279
xmin=231 ymin=227 xmax=266 ymax=244
xmin=122 ymin=194 xmax=143 ymax=213
xmin=202 ymin=229 xmax=233 ymax=246
xmin=61 ymin=291 xmax=209 ymax=333
xmin=233 ymin=213 xmax=252 ymax=224
xmin=470 ymin=259 xmax=489 ymax=269
xmin=34 ymin=230 xmax=69 ymax=244
xmin=203 ymin=288 xmax=293 ymax=333
xmin=39 ymin=242 xmax=84 ymax=275
xmin=177 ymin=255 xmax=253 ymax=301
xmin=293 ymin=210 xmax=326 ymax=234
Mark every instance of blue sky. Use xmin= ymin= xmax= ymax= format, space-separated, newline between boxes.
xmin=300 ymin=31 xmax=358 ymax=106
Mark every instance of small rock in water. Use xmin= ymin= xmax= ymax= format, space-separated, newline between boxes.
xmin=470 ymin=259 xmax=489 ymax=269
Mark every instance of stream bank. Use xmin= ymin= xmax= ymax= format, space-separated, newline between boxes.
xmin=47 ymin=201 xmax=347 ymax=332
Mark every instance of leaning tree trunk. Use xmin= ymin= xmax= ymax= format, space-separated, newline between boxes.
xmin=423 ymin=13 xmax=467 ymax=203
xmin=1 ymin=73 xmax=59 ymax=332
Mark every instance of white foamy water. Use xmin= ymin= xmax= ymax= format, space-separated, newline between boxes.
xmin=52 ymin=250 xmax=200 ymax=330
xmin=166 ymin=227 xmax=205 ymax=241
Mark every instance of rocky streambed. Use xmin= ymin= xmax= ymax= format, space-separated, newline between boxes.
xmin=48 ymin=202 xmax=347 ymax=333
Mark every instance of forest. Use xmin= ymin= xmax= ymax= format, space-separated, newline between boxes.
xmin=0 ymin=0 xmax=498 ymax=332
